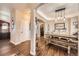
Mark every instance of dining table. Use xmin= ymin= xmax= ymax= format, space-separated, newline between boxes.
xmin=44 ymin=34 xmax=78 ymax=56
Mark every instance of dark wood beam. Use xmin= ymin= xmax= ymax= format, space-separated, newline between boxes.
xmin=55 ymin=8 xmax=65 ymax=12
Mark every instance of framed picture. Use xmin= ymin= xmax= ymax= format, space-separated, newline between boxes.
xmin=11 ymin=17 xmax=15 ymax=30
xmin=54 ymin=23 xmax=65 ymax=30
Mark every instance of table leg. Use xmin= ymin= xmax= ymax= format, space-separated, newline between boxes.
xmin=68 ymin=46 xmax=71 ymax=56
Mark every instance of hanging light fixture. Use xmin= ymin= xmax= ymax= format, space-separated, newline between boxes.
xmin=54 ymin=12 xmax=56 ymax=21
xmin=57 ymin=11 xmax=60 ymax=20
xmin=60 ymin=10 xmax=62 ymax=20
xmin=63 ymin=9 xmax=66 ymax=21
xmin=55 ymin=11 xmax=57 ymax=22
xmin=55 ymin=8 xmax=66 ymax=21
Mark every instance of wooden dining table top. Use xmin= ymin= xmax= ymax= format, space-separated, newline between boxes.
xmin=45 ymin=34 xmax=78 ymax=39
xmin=45 ymin=34 xmax=78 ymax=50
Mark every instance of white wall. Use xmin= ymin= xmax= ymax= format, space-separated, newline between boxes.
xmin=44 ymin=18 xmax=74 ymax=35
xmin=44 ymin=20 xmax=55 ymax=34
xmin=10 ymin=9 xmax=37 ymax=56
xmin=10 ymin=9 xmax=31 ymax=45
xmin=70 ymin=17 xmax=78 ymax=35
xmin=10 ymin=8 xmax=38 ymax=56
xmin=44 ymin=16 xmax=79 ymax=37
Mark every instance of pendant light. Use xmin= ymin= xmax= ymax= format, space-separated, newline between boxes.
xmin=57 ymin=11 xmax=59 ymax=20
xmin=61 ymin=11 xmax=63 ymax=19
xmin=55 ymin=11 xmax=57 ymax=22
xmin=63 ymin=9 xmax=66 ymax=21
xmin=55 ymin=8 xmax=66 ymax=21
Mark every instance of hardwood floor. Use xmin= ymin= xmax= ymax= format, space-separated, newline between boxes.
xmin=0 ymin=39 xmax=31 ymax=56
xmin=36 ymin=37 xmax=68 ymax=56
xmin=36 ymin=37 xmax=78 ymax=56
xmin=16 ymin=40 xmax=30 ymax=56
xmin=0 ymin=37 xmax=77 ymax=56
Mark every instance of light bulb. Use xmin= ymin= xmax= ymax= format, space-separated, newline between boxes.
xmin=64 ymin=17 xmax=66 ymax=21
xmin=58 ymin=17 xmax=60 ymax=20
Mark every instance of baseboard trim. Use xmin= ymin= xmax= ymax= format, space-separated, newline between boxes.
xmin=10 ymin=39 xmax=30 ymax=45
xmin=10 ymin=40 xmax=17 ymax=45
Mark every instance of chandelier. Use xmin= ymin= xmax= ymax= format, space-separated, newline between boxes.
xmin=55 ymin=8 xmax=66 ymax=21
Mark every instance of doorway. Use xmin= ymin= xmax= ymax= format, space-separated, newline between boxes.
xmin=0 ymin=20 xmax=11 ymax=56
xmin=35 ymin=17 xmax=45 ymax=55
xmin=0 ymin=20 xmax=10 ymax=40
xmin=40 ymin=23 xmax=44 ymax=37
xmin=35 ymin=17 xmax=45 ymax=38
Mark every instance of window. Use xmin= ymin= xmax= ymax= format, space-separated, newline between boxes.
xmin=2 ymin=23 xmax=8 ymax=33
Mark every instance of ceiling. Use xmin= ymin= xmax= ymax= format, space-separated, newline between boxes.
xmin=0 ymin=3 xmax=39 ymax=10
xmin=0 ymin=3 xmax=79 ymax=21
xmin=0 ymin=3 xmax=39 ymax=23
xmin=37 ymin=3 xmax=79 ymax=20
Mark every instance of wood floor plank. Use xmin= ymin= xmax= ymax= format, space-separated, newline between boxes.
xmin=0 ymin=39 xmax=30 ymax=56
xmin=36 ymin=37 xmax=68 ymax=56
